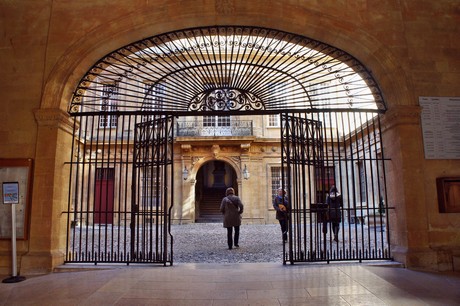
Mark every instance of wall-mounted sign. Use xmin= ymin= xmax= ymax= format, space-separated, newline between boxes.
xmin=0 ymin=159 xmax=33 ymax=240
xmin=3 ymin=182 xmax=19 ymax=204
xmin=419 ymin=96 xmax=460 ymax=159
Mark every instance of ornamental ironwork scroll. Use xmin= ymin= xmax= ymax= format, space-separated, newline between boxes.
xmin=189 ymin=88 xmax=265 ymax=111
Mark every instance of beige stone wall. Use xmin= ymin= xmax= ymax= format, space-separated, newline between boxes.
xmin=0 ymin=0 xmax=459 ymax=273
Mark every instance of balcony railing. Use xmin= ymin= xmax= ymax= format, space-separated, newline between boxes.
xmin=176 ymin=120 xmax=253 ymax=137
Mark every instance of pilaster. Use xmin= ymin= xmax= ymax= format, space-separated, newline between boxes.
xmin=20 ymin=108 xmax=74 ymax=274
xmin=381 ymin=105 xmax=437 ymax=270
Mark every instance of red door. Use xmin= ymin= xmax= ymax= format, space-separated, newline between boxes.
xmin=94 ymin=168 xmax=114 ymax=224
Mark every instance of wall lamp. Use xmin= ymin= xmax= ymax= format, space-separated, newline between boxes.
xmin=182 ymin=166 xmax=189 ymax=181
xmin=243 ymin=164 xmax=250 ymax=180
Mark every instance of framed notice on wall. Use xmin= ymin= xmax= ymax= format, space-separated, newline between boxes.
xmin=437 ymin=177 xmax=460 ymax=213
xmin=419 ymin=96 xmax=460 ymax=159
xmin=0 ymin=159 xmax=33 ymax=239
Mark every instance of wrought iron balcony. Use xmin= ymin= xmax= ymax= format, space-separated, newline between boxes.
xmin=176 ymin=120 xmax=253 ymax=137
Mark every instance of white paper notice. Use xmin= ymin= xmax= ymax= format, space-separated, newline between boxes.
xmin=419 ymin=96 xmax=460 ymax=159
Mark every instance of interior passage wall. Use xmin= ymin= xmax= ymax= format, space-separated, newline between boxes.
xmin=0 ymin=0 xmax=459 ymax=272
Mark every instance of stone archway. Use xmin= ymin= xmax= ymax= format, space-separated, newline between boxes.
xmin=194 ymin=160 xmax=238 ymax=223
xmin=25 ymin=9 xmax=417 ymax=271
xmin=180 ymin=152 xmax=245 ymax=225
xmin=61 ymin=21 xmax=392 ymax=264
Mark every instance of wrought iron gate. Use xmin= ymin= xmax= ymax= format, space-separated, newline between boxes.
xmin=65 ymin=114 xmax=174 ymax=265
xmin=131 ymin=116 xmax=174 ymax=265
xmin=281 ymin=112 xmax=391 ymax=264
xmin=64 ymin=25 xmax=391 ymax=266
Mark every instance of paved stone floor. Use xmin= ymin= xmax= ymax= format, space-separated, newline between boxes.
xmin=68 ymin=223 xmax=390 ymax=264
xmin=1 ymin=262 xmax=460 ymax=305
xmin=1 ymin=223 xmax=459 ymax=305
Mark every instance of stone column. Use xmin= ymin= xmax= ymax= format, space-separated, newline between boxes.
xmin=381 ymin=105 xmax=436 ymax=270
xmin=21 ymin=108 xmax=75 ymax=274
xmin=178 ymin=144 xmax=194 ymax=223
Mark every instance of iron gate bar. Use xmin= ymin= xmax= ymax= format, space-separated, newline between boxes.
xmin=281 ymin=111 xmax=391 ymax=264
xmin=64 ymin=25 xmax=391 ymax=266
xmin=69 ymin=26 xmax=385 ymax=114
xmin=64 ymin=114 xmax=172 ymax=264
xmin=67 ymin=108 xmax=387 ymax=120
xmin=64 ymin=115 xmax=136 ymax=261
xmin=131 ymin=115 xmax=174 ymax=265
xmin=64 ymin=112 xmax=391 ymax=265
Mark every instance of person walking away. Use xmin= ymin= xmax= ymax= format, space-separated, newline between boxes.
xmin=273 ymin=188 xmax=289 ymax=243
xmin=220 ymin=187 xmax=244 ymax=249
xmin=326 ymin=186 xmax=343 ymax=242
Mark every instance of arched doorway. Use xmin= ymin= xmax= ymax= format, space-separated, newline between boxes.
xmin=194 ymin=160 xmax=238 ymax=223
xmin=65 ymin=26 xmax=389 ymax=265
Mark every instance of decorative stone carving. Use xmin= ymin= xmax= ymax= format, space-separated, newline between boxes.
xmin=230 ymin=156 xmax=241 ymax=165
xmin=212 ymin=144 xmax=220 ymax=157
xmin=240 ymin=143 xmax=250 ymax=152
xmin=181 ymin=144 xmax=192 ymax=153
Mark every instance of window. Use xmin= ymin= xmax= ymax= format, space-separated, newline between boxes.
xmin=202 ymin=86 xmax=231 ymax=135
xmin=358 ymin=161 xmax=366 ymax=202
xmin=310 ymin=81 xmax=334 ymax=128
xmin=267 ymin=83 xmax=287 ymax=127
xmin=202 ymin=114 xmax=231 ymax=135
xmin=99 ymin=84 xmax=118 ymax=127
xmin=140 ymin=167 xmax=161 ymax=210
xmin=310 ymin=81 xmax=331 ymax=104
xmin=268 ymin=114 xmax=280 ymax=127
xmin=270 ymin=166 xmax=287 ymax=200
xmin=203 ymin=115 xmax=215 ymax=127
xmin=143 ymin=83 xmax=165 ymax=121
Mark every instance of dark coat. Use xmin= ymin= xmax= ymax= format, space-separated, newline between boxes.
xmin=273 ymin=195 xmax=289 ymax=221
xmin=220 ymin=194 xmax=244 ymax=228
xmin=326 ymin=192 xmax=343 ymax=223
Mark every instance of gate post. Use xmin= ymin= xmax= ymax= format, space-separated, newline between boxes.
xmin=382 ymin=105 xmax=436 ymax=269
xmin=20 ymin=109 xmax=74 ymax=273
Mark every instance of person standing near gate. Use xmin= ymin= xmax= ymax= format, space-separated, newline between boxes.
xmin=220 ymin=187 xmax=244 ymax=250
xmin=273 ymin=187 xmax=289 ymax=243
xmin=326 ymin=186 xmax=343 ymax=242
